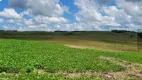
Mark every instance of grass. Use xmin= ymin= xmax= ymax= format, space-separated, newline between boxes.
xmin=0 ymin=39 xmax=124 ymax=72
xmin=0 ymin=31 xmax=140 ymax=53
xmin=0 ymin=31 xmax=141 ymax=79
xmin=0 ymin=31 xmax=137 ymax=42
xmin=0 ymin=39 xmax=142 ymax=79
xmin=47 ymin=37 xmax=138 ymax=53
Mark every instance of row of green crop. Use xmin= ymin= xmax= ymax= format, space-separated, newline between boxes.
xmin=0 ymin=39 xmax=142 ymax=79
xmin=0 ymin=39 xmax=126 ymax=73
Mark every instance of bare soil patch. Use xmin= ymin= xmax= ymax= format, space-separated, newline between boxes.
xmin=65 ymin=45 xmax=89 ymax=49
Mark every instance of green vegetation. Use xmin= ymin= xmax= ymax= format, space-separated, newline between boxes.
xmin=0 ymin=31 xmax=140 ymax=53
xmin=0 ymin=31 xmax=141 ymax=79
xmin=0 ymin=31 xmax=137 ymax=43
xmin=0 ymin=39 xmax=142 ymax=79
xmin=0 ymin=39 xmax=124 ymax=72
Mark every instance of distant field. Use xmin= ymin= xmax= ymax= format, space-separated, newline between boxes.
xmin=0 ymin=39 xmax=142 ymax=79
xmin=0 ymin=31 xmax=137 ymax=43
xmin=0 ymin=31 xmax=140 ymax=53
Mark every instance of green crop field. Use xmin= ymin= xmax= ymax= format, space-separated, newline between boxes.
xmin=0 ymin=31 xmax=140 ymax=53
xmin=1 ymin=0 xmax=142 ymax=79
xmin=0 ymin=39 xmax=142 ymax=80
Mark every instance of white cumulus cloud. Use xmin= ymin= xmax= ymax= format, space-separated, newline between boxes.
xmin=1 ymin=0 xmax=142 ymax=31
xmin=74 ymin=0 xmax=142 ymax=31
xmin=0 ymin=8 xmax=21 ymax=19
xmin=9 ymin=0 xmax=66 ymax=17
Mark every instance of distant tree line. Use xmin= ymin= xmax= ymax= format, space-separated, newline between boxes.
xmin=138 ymin=33 xmax=142 ymax=38
xmin=111 ymin=30 xmax=135 ymax=33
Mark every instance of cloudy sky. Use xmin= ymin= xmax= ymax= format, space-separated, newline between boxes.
xmin=0 ymin=0 xmax=142 ymax=31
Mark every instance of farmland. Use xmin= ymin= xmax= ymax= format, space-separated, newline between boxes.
xmin=0 ymin=31 xmax=142 ymax=79
xmin=1 ymin=0 xmax=142 ymax=79
xmin=0 ymin=31 xmax=140 ymax=53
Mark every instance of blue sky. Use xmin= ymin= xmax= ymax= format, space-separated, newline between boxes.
xmin=0 ymin=0 xmax=8 ymax=10
xmin=0 ymin=0 xmax=141 ymax=31
xmin=60 ymin=0 xmax=78 ymax=23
